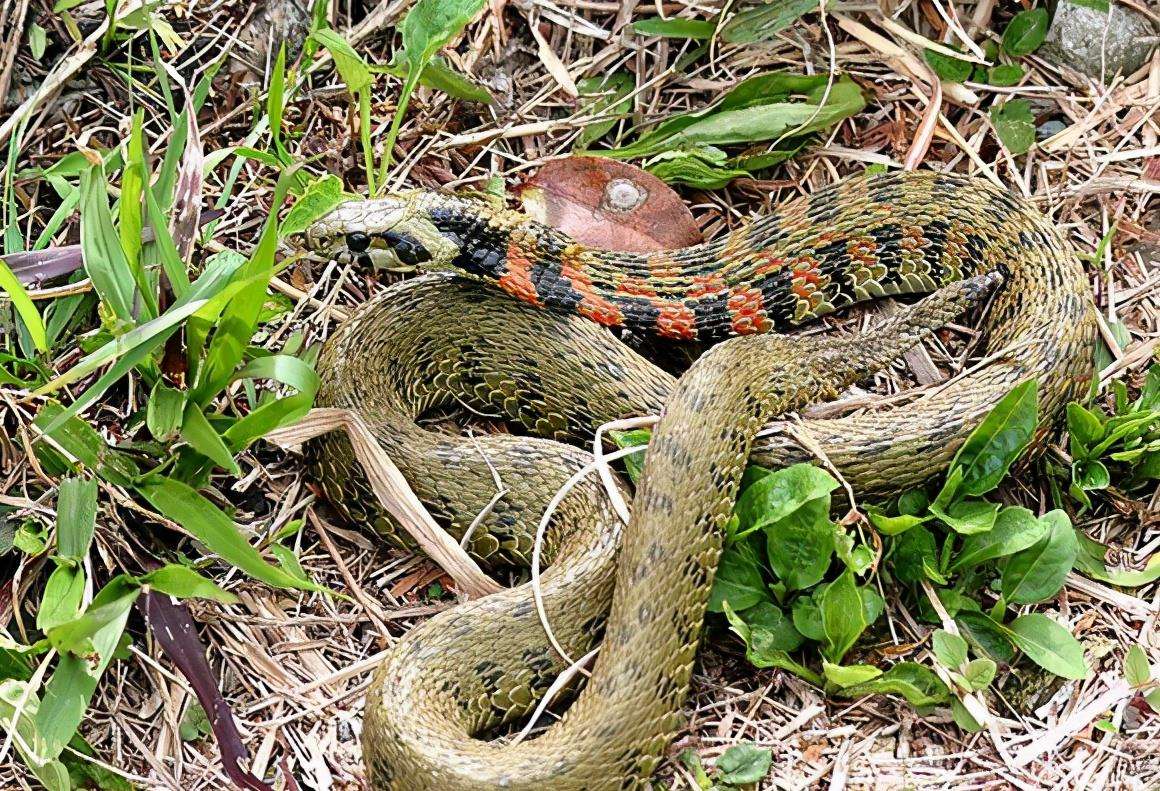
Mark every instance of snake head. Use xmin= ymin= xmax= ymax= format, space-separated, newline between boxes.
xmin=300 ymin=192 xmax=460 ymax=272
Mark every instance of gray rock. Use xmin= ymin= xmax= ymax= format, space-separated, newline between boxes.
xmin=1041 ymin=0 xmax=1159 ymax=82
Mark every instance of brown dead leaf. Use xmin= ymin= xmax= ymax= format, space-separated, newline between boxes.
xmin=515 ymin=156 xmax=702 ymax=253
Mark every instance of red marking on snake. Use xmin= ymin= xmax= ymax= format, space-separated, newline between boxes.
xmin=560 ymin=250 xmax=624 ymax=327
xmin=727 ymin=287 xmax=772 ymax=334
xmin=754 ymin=251 xmax=787 ymax=277
xmin=654 ymin=300 xmax=697 ymax=340
xmin=791 ymin=256 xmax=823 ymax=300
xmin=687 ymin=274 xmax=726 ymax=299
xmin=500 ymin=240 xmax=542 ymax=306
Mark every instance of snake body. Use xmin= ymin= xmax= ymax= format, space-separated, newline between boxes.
xmin=305 ymin=171 xmax=1096 ymax=789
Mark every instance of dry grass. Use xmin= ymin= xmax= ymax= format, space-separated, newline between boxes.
xmin=1 ymin=0 xmax=1157 ymax=789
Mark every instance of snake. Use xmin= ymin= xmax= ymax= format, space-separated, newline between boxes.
xmin=301 ymin=171 xmax=1097 ymax=789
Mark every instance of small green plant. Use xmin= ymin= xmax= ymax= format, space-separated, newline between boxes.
xmin=679 ymin=742 xmax=773 ymax=790
xmin=1062 ymin=365 xmax=1159 ymax=508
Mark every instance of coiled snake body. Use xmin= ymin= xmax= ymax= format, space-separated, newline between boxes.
xmin=304 ymin=172 xmax=1096 ymax=789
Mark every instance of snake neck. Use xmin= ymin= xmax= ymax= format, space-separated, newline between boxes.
xmin=415 ymin=171 xmax=1025 ymax=341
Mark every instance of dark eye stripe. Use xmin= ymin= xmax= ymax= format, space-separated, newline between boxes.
xmin=346 ymin=232 xmax=370 ymax=252
xmin=384 ymin=230 xmax=431 ymax=265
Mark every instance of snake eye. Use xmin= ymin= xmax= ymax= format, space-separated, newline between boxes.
xmin=346 ymin=232 xmax=370 ymax=253
xmin=384 ymin=230 xmax=431 ymax=266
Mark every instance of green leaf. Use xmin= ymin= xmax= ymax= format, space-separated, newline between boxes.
xmin=1005 ymin=613 xmax=1089 ymax=679
xmin=834 ymin=662 xmax=951 ymax=707
xmin=37 ymin=563 xmax=85 ymax=633
xmin=720 ymin=0 xmax=820 ymax=44
xmin=736 ymin=601 xmax=804 ymax=652
xmin=951 ymin=698 xmax=984 ymax=732
xmin=46 ymin=575 xmax=140 ymax=658
xmin=990 ymin=99 xmax=1036 ymax=156
xmin=734 ymin=463 xmax=838 ymax=536
xmin=1067 ymin=402 xmax=1105 ymax=456
xmin=79 ymin=164 xmax=138 ymax=322
xmin=709 ymin=543 xmax=769 ymax=613
xmin=867 ymin=508 xmax=928 ymax=536
xmin=574 ymin=73 xmax=635 ymax=150
xmin=1124 ymin=645 xmax=1150 ymax=688
xmin=0 ymin=257 xmax=49 ymax=352
xmin=28 ymin=22 xmax=48 ymax=59
xmin=923 ymin=48 xmax=972 ymax=82
xmin=956 ymin=611 xmax=1015 ymax=663
xmin=311 ymin=28 xmax=372 ymax=94
xmin=644 ymin=148 xmax=754 ymax=189
xmin=932 ymin=629 xmax=968 ymax=669
xmin=55 ymin=476 xmax=98 ymax=560
xmin=950 ymin=379 xmax=1038 ymax=496
xmin=952 ymin=506 xmax=1047 ymax=571
xmin=280 ymin=174 xmax=353 ymax=238
xmin=1002 ymin=8 xmax=1049 ymax=57
xmin=147 ymin=382 xmax=186 ymax=442
xmin=611 ymin=428 xmax=651 ymax=483
xmin=180 ymin=402 xmax=242 ymax=475
xmin=1001 ymin=510 xmax=1077 ymax=604
xmin=715 ymin=742 xmax=772 ymax=784
xmin=134 ymin=475 xmax=323 ymax=591
xmin=823 ymin=660 xmax=882 ymax=687
xmin=631 ymin=17 xmax=716 ymax=39
xmin=820 ymin=569 xmax=865 ymax=663
xmin=987 ymin=63 xmax=1025 ymax=86
xmin=179 ymin=702 xmax=211 ymax=742
xmin=722 ymin=601 xmax=820 ymax=684
xmin=379 ymin=55 xmax=494 ymax=103
xmin=931 ymin=497 xmax=999 ymax=535
xmin=791 ymin=592 xmax=825 ymax=641
xmin=962 ymin=658 xmax=997 ymax=690
xmin=142 ymin=564 xmax=240 ymax=604
xmin=892 ymin=526 xmax=938 ymax=585
xmin=678 ymin=749 xmax=713 ymax=790
xmin=764 ymin=497 xmax=835 ymax=591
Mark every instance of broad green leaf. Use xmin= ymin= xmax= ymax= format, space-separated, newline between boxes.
xmin=46 ymin=575 xmax=140 ymax=658
xmin=949 ymin=379 xmax=1038 ymax=496
xmin=820 ymin=569 xmax=865 ymax=663
xmin=822 ymin=660 xmax=882 ymax=687
xmin=987 ymin=64 xmax=1025 ymax=86
xmin=735 ymin=462 xmax=837 ymax=536
xmin=765 ymin=497 xmax=834 ymax=591
xmin=1004 ymin=613 xmax=1089 ymax=679
xmin=736 ymin=601 xmax=804 ymax=652
xmin=1067 ymin=402 xmax=1105 ymax=456
xmin=962 ymin=658 xmax=996 ymax=690
xmin=1073 ymin=459 xmax=1110 ymax=490
xmin=646 ymin=148 xmax=755 ymax=189
xmin=991 ymin=99 xmax=1036 ymax=156
xmin=722 ymin=601 xmax=821 ymax=684
xmin=1124 ymin=644 xmax=1150 ymax=688
xmin=720 ymin=0 xmax=820 ymax=43
xmin=1002 ymin=8 xmax=1049 ymax=57
xmin=0 ymin=257 xmax=48 ymax=352
xmin=180 ymin=402 xmax=241 ymax=476
xmin=142 ymin=564 xmax=239 ymax=604
xmin=134 ymin=475 xmax=323 ymax=591
xmin=715 ymin=742 xmax=772 ymax=784
xmin=221 ymin=354 xmax=320 ymax=450
xmin=378 ymin=55 xmax=494 ymax=103
xmin=632 ymin=17 xmax=715 ymax=39
xmin=147 ymin=382 xmax=186 ymax=441
xmin=924 ymin=48 xmax=972 ymax=82
xmin=834 ymin=662 xmax=951 ymax=707
xmin=1001 ymin=510 xmax=1077 ymax=604
xmin=708 ymin=544 xmax=768 ymax=612
xmin=311 ymin=28 xmax=372 ymax=93
xmin=1075 ymin=538 xmax=1160 ymax=587
xmin=952 ymin=506 xmax=1047 ymax=571
xmin=956 ymin=611 xmax=1015 ymax=663
xmin=791 ymin=592 xmax=824 ymax=642
xmin=280 ymin=174 xmax=353 ymax=238
xmin=951 ymin=698 xmax=984 ymax=732
xmin=55 ymin=476 xmax=97 ymax=560
xmin=37 ymin=563 xmax=85 ymax=632
xmin=931 ymin=497 xmax=999 ymax=535
xmin=932 ymin=629 xmax=968 ymax=669
xmin=892 ymin=525 xmax=937 ymax=585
